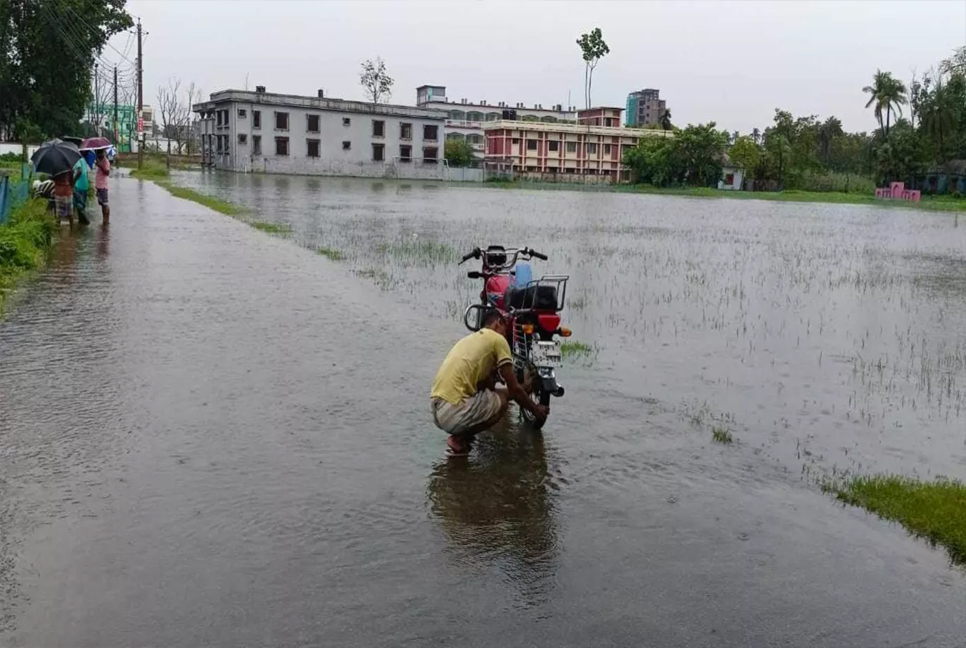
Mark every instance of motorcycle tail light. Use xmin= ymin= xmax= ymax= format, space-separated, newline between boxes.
xmin=521 ymin=324 xmax=535 ymax=335
xmin=558 ymin=327 xmax=572 ymax=337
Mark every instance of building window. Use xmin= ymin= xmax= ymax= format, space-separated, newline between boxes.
xmin=604 ymin=144 xmax=612 ymax=155
xmin=512 ymin=138 xmax=520 ymax=145
xmin=423 ymin=125 xmax=438 ymax=141
xmin=566 ymin=141 xmax=577 ymax=153
xmin=527 ymin=139 xmax=538 ymax=151
xmin=342 ymin=140 xmax=351 ymax=150
xmin=307 ymin=139 xmax=320 ymax=158
xmin=275 ymin=112 xmax=289 ymax=130
xmin=253 ymin=111 xmax=261 ymax=129
xmin=343 ymin=117 xmax=351 ymax=126
xmin=548 ymin=140 xmax=559 ymax=152
xmin=275 ymin=137 xmax=289 ymax=156
xmin=423 ymin=146 xmax=438 ymax=163
xmin=238 ymin=108 xmax=247 ymax=118
xmin=399 ymin=145 xmax=412 ymax=162
xmin=307 ymin=114 xmax=320 ymax=133
xmin=238 ymin=133 xmax=247 ymax=145
xmin=372 ymin=143 xmax=385 ymax=162
xmin=252 ymin=135 xmax=262 ymax=155
xmin=372 ymin=120 xmax=385 ymax=137
xmin=400 ymin=122 xmax=412 ymax=140
xmin=586 ymin=142 xmax=597 ymax=154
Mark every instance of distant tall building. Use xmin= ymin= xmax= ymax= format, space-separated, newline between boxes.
xmin=625 ymin=89 xmax=667 ymax=127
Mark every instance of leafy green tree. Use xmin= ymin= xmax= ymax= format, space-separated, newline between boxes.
xmin=0 ymin=0 xmax=132 ymax=140
xmin=863 ymin=70 xmax=907 ymax=137
xmin=728 ymin=136 xmax=761 ymax=175
xmin=576 ymin=28 xmax=609 ymax=109
xmin=444 ymin=139 xmax=476 ymax=168
xmin=921 ymin=76 xmax=956 ymax=162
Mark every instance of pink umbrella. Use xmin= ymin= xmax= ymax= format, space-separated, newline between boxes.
xmin=80 ymin=136 xmax=112 ymax=151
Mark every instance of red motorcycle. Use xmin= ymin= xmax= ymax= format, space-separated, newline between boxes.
xmin=459 ymin=245 xmax=571 ymax=428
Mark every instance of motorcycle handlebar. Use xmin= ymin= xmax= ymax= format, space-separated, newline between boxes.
xmin=526 ymin=248 xmax=548 ymax=261
xmin=459 ymin=248 xmax=481 ymax=265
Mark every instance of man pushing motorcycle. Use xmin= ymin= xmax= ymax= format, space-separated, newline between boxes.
xmin=431 ymin=308 xmax=549 ymax=456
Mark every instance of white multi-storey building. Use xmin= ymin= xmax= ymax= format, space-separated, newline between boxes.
xmin=193 ymin=87 xmax=448 ymax=179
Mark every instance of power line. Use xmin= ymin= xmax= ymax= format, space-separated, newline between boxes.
xmin=57 ymin=0 xmax=137 ymax=66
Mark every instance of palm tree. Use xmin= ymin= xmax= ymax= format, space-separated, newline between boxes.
xmin=751 ymin=128 xmax=761 ymax=145
xmin=863 ymin=70 xmax=907 ymax=138
xmin=817 ymin=116 xmax=843 ymax=164
xmin=660 ymin=109 xmax=672 ymax=137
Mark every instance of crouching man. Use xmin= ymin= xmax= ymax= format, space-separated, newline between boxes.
xmin=430 ymin=309 xmax=548 ymax=456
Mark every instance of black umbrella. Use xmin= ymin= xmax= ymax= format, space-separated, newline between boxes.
xmin=31 ymin=139 xmax=82 ymax=177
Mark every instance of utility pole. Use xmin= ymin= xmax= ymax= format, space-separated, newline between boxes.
xmin=113 ymin=65 xmax=119 ymax=146
xmin=94 ymin=62 xmax=100 ymax=136
xmin=137 ymin=18 xmax=143 ymax=169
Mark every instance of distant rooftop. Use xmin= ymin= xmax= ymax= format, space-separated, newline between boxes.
xmin=194 ymin=89 xmax=446 ymax=120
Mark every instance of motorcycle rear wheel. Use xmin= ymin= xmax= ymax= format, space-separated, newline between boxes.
xmin=521 ymin=386 xmax=551 ymax=429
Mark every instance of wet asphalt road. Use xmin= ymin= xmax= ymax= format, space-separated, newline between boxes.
xmin=0 ymin=175 xmax=964 ymax=647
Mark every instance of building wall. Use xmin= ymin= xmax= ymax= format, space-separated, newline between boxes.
xmin=718 ymin=166 xmax=744 ymax=190
xmin=197 ymin=94 xmax=445 ymax=179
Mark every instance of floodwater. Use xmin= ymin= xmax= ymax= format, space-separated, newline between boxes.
xmin=0 ymin=173 xmax=964 ymax=647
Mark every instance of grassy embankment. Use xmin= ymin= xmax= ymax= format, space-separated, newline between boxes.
xmin=128 ymin=159 xmax=288 ymax=233
xmin=0 ymin=197 xmax=57 ymax=314
xmin=483 ymin=180 xmax=966 ymax=212
xmin=826 ymin=475 xmax=966 ymax=564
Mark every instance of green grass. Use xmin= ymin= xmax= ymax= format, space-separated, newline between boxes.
xmin=0 ymin=198 xmax=58 ymax=314
xmin=377 ymin=239 xmax=457 ymax=264
xmin=560 ymin=340 xmax=593 ymax=358
xmin=827 ymin=475 xmax=966 ymax=564
xmin=128 ymin=158 xmax=169 ymax=179
xmin=144 ymin=179 xmax=245 ymax=216
xmin=248 ymin=220 xmax=291 ymax=234
xmin=482 ymin=180 xmax=966 ymax=212
xmin=711 ymin=425 xmax=734 ymax=444
xmin=315 ymin=246 xmax=344 ymax=260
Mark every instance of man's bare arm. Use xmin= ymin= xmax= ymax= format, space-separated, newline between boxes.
xmin=498 ymin=363 xmax=547 ymax=419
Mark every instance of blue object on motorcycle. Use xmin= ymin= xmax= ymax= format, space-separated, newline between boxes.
xmin=513 ymin=262 xmax=532 ymax=288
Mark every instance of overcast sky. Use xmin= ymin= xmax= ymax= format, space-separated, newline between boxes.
xmin=112 ymin=0 xmax=965 ymax=134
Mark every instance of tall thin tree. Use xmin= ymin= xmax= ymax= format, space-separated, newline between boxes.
xmin=576 ymin=28 xmax=610 ymax=109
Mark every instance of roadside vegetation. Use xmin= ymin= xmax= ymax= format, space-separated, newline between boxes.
xmin=711 ymin=426 xmax=734 ymax=444
xmin=826 ymin=475 xmax=966 ymax=565
xmin=560 ymin=340 xmax=593 ymax=358
xmin=0 ymin=198 xmax=57 ymax=314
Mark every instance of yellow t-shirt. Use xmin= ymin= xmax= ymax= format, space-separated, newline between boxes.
xmin=431 ymin=328 xmax=513 ymax=404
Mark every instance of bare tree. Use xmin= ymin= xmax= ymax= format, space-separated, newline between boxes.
xmin=156 ymin=78 xmax=201 ymax=155
xmin=360 ymin=57 xmax=394 ymax=104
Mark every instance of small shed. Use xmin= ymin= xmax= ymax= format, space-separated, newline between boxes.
xmin=718 ymin=152 xmax=744 ymax=191
xmin=914 ymin=159 xmax=966 ymax=195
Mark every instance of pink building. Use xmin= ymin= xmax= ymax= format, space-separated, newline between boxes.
xmin=483 ymin=107 xmax=665 ymax=183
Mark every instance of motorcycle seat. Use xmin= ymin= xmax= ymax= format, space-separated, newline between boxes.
xmin=504 ymin=285 xmax=558 ymax=311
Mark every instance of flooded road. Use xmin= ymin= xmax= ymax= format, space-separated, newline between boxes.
xmin=1 ymin=174 xmax=964 ymax=646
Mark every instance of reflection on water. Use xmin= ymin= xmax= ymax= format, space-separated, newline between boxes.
xmin=427 ymin=419 xmax=560 ymax=606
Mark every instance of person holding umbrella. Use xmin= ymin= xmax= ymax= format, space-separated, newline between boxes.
xmin=82 ymin=137 xmax=113 ymax=224
xmin=31 ymin=139 xmax=83 ymax=226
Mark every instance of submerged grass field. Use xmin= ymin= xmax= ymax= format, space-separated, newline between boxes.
xmin=483 ymin=180 xmax=966 ymax=212
xmin=827 ymin=475 xmax=966 ymax=564
xmin=0 ymin=198 xmax=57 ymax=314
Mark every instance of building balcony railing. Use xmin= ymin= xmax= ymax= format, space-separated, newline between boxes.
xmin=445 ymin=119 xmax=482 ymax=129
